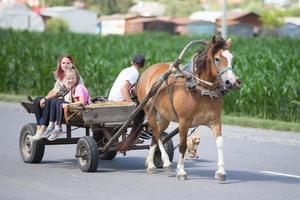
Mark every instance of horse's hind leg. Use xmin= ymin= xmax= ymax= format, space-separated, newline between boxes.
xmin=145 ymin=110 xmax=172 ymax=173
xmin=144 ymin=109 xmax=159 ymax=174
xmin=211 ymin=122 xmax=226 ymax=181
xmin=157 ymin=115 xmax=172 ymax=169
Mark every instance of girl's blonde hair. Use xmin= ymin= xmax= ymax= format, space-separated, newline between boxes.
xmin=64 ymin=67 xmax=80 ymax=88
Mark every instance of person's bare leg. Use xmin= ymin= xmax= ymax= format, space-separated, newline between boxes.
xmin=31 ymin=125 xmax=47 ymax=141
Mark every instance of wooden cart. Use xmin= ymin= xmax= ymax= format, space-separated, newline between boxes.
xmin=19 ymin=98 xmax=177 ymax=172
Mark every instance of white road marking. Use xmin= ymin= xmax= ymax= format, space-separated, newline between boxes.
xmin=260 ymin=171 xmax=300 ymax=179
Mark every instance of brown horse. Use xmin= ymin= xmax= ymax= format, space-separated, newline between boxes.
xmin=136 ymin=36 xmax=241 ymax=180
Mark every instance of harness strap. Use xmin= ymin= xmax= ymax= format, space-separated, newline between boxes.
xmin=218 ymin=66 xmax=232 ymax=76
xmin=195 ymin=85 xmax=219 ymax=99
xmin=166 ymin=76 xmax=179 ymax=121
xmin=170 ymin=71 xmax=221 ymax=100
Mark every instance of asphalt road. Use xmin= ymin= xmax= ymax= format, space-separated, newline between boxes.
xmin=0 ymin=102 xmax=300 ymax=200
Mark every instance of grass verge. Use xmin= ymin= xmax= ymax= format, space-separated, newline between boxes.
xmin=223 ymin=115 xmax=300 ymax=133
xmin=1 ymin=93 xmax=299 ymax=133
xmin=0 ymin=93 xmax=30 ymax=102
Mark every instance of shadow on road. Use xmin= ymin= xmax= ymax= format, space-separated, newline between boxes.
xmin=37 ymin=156 xmax=300 ymax=185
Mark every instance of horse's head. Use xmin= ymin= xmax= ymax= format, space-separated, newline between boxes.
xmin=211 ymin=36 xmax=241 ymax=91
xmin=191 ymin=36 xmax=241 ymax=94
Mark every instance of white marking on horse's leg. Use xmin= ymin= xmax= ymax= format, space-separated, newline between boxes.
xmin=177 ymin=153 xmax=187 ymax=176
xmin=215 ymin=136 xmax=226 ymax=175
xmin=145 ymin=144 xmax=157 ymax=169
xmin=157 ymin=139 xmax=172 ymax=168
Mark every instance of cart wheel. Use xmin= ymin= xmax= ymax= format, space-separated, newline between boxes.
xmin=93 ymin=129 xmax=118 ymax=160
xmin=154 ymin=132 xmax=174 ymax=168
xmin=76 ymin=136 xmax=99 ymax=172
xmin=19 ymin=123 xmax=45 ymax=163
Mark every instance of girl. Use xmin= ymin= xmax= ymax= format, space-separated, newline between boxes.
xmin=44 ymin=67 xmax=90 ymax=141
xmin=31 ymin=55 xmax=83 ymax=141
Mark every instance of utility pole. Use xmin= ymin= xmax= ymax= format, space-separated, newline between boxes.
xmin=221 ymin=0 xmax=227 ymax=39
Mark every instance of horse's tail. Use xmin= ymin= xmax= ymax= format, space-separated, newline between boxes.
xmin=117 ymin=110 xmax=145 ymax=152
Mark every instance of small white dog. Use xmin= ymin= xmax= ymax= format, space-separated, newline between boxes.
xmin=186 ymin=135 xmax=200 ymax=158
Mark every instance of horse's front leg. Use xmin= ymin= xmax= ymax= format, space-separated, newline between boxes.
xmin=146 ymin=140 xmax=158 ymax=174
xmin=211 ymin=122 xmax=226 ymax=181
xmin=177 ymin=121 xmax=189 ymax=180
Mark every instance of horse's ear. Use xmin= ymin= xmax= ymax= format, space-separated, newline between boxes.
xmin=211 ymin=35 xmax=216 ymax=44
xmin=226 ymin=38 xmax=232 ymax=49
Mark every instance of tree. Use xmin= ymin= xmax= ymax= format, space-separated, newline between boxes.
xmin=45 ymin=18 xmax=69 ymax=33
xmin=261 ymin=9 xmax=284 ymax=30
xmin=88 ymin=0 xmax=134 ymax=15
xmin=45 ymin=0 xmax=134 ymax=15
xmin=46 ymin=0 xmax=73 ymax=7
xmin=158 ymin=0 xmax=202 ymax=17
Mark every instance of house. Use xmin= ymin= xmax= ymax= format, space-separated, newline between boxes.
xmin=215 ymin=12 xmax=262 ymax=36
xmin=100 ymin=14 xmax=138 ymax=35
xmin=0 ymin=3 xmax=44 ymax=31
xmin=190 ymin=11 xmax=222 ymax=23
xmin=284 ymin=17 xmax=300 ymax=26
xmin=136 ymin=18 xmax=175 ymax=34
xmin=186 ymin=20 xmax=216 ymax=36
xmin=169 ymin=18 xmax=193 ymax=35
xmin=40 ymin=6 xmax=97 ymax=34
xmin=125 ymin=16 xmax=174 ymax=34
xmin=101 ymin=15 xmax=176 ymax=35
xmin=227 ymin=22 xmax=254 ymax=37
xmin=276 ymin=23 xmax=300 ymax=37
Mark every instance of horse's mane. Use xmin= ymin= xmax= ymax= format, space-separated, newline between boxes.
xmin=192 ymin=36 xmax=227 ymax=73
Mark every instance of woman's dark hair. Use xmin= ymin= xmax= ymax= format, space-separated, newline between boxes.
xmin=54 ymin=55 xmax=75 ymax=81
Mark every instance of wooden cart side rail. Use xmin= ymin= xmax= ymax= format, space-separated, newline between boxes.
xmin=21 ymin=101 xmax=35 ymax=113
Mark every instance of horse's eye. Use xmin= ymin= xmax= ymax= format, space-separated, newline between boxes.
xmin=215 ymin=58 xmax=220 ymax=62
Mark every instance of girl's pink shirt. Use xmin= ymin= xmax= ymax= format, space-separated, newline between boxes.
xmin=74 ymin=84 xmax=90 ymax=104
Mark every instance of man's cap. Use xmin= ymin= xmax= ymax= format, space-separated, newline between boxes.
xmin=132 ymin=55 xmax=145 ymax=67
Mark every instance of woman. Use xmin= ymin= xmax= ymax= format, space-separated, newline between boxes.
xmin=31 ymin=55 xmax=83 ymax=141
xmin=44 ymin=67 xmax=90 ymax=141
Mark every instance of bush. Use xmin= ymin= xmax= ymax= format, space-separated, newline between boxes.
xmin=45 ymin=18 xmax=69 ymax=33
xmin=261 ymin=9 xmax=284 ymax=30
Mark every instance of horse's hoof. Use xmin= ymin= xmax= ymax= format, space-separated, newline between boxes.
xmin=147 ymin=167 xmax=158 ymax=174
xmin=177 ymin=174 xmax=188 ymax=181
xmin=215 ymin=172 xmax=226 ymax=181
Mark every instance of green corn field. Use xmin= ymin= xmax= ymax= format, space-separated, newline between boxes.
xmin=0 ymin=29 xmax=299 ymax=122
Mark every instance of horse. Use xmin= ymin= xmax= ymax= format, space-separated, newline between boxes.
xmin=136 ymin=36 xmax=241 ymax=180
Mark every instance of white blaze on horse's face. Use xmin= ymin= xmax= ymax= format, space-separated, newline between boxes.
xmin=217 ymin=50 xmax=238 ymax=89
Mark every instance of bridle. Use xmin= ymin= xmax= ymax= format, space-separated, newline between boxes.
xmin=184 ymin=48 xmax=233 ymax=98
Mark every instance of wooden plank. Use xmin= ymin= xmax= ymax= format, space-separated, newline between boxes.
xmin=20 ymin=102 xmax=35 ymax=113
xmin=83 ymin=105 xmax=135 ymax=124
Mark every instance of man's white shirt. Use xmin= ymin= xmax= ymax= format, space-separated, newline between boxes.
xmin=108 ymin=66 xmax=139 ymax=101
